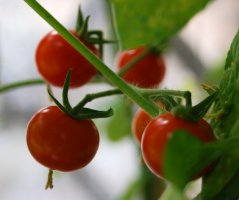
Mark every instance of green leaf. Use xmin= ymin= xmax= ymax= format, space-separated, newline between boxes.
xmin=200 ymin=122 xmax=239 ymax=200
xmin=163 ymin=130 xmax=208 ymax=188
xmin=163 ymin=130 xmax=239 ymax=189
xmin=200 ymin=29 xmax=239 ymax=199
xmin=110 ymin=0 xmax=211 ymax=50
xmin=210 ymin=29 xmax=239 ymax=139
xmin=212 ymin=168 xmax=239 ymax=200
xmin=106 ymin=97 xmax=132 ymax=141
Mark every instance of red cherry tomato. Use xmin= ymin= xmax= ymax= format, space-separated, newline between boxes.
xmin=132 ymin=102 xmax=165 ymax=144
xmin=36 ymin=30 xmax=99 ymax=88
xmin=26 ymin=106 xmax=99 ymax=172
xmin=117 ymin=47 xmax=166 ymax=88
xmin=132 ymin=108 xmax=152 ymax=144
xmin=141 ymin=113 xmax=215 ymax=179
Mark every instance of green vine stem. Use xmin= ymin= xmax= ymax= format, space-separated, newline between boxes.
xmin=47 ymin=69 xmax=120 ymax=119
xmin=140 ymin=88 xmax=192 ymax=108
xmin=71 ymin=89 xmax=122 ymax=115
xmin=24 ymin=0 xmax=159 ymax=118
xmin=0 ymin=79 xmax=45 ymax=93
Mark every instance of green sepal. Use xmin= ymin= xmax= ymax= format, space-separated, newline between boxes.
xmin=190 ymin=91 xmax=219 ymax=121
xmin=47 ymin=86 xmax=69 ymax=114
xmin=77 ymin=16 xmax=90 ymax=39
xmin=62 ymin=69 xmax=72 ymax=111
xmin=74 ymin=6 xmax=116 ymax=59
xmin=75 ymin=5 xmax=84 ymax=33
xmin=71 ymin=107 xmax=114 ymax=120
xmin=75 ymin=6 xmax=90 ymax=40
xmin=47 ymin=68 xmax=114 ymax=120
xmin=172 ymin=91 xmax=218 ymax=122
xmin=171 ymin=105 xmax=193 ymax=121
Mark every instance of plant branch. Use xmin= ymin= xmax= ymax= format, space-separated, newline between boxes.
xmin=139 ymin=88 xmax=192 ymax=107
xmin=71 ymin=89 xmax=122 ymax=114
xmin=0 ymin=79 xmax=45 ymax=93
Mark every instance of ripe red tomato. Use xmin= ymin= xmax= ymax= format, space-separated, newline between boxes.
xmin=36 ymin=30 xmax=99 ymax=88
xmin=26 ymin=106 xmax=99 ymax=172
xmin=141 ymin=113 xmax=215 ymax=179
xmin=132 ymin=108 xmax=152 ymax=144
xmin=117 ymin=47 xmax=166 ymax=88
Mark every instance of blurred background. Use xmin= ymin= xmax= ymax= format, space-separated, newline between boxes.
xmin=0 ymin=0 xmax=238 ymax=199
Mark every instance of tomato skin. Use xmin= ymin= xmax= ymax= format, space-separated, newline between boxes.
xmin=36 ymin=30 xmax=98 ymax=88
xmin=26 ymin=106 xmax=99 ymax=172
xmin=141 ymin=113 xmax=215 ymax=179
xmin=132 ymin=108 xmax=152 ymax=144
xmin=117 ymin=47 xmax=166 ymax=88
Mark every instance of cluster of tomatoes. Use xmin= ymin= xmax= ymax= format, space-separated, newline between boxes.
xmin=26 ymin=10 xmax=216 ymax=187
xmin=26 ymin=23 xmax=166 ymax=174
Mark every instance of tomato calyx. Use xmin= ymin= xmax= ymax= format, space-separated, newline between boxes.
xmin=48 ymin=69 xmax=118 ymax=120
xmin=171 ymin=90 xmax=219 ymax=122
xmin=139 ymin=86 xmax=219 ymax=121
xmin=75 ymin=6 xmax=117 ymax=58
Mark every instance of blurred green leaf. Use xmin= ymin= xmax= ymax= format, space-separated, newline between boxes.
xmin=210 ymin=29 xmax=239 ymax=139
xmin=106 ymin=97 xmax=132 ymax=141
xmin=212 ymin=168 xmax=239 ymax=200
xmin=163 ymin=130 xmax=239 ymax=189
xmin=200 ymin=29 xmax=239 ymax=200
xmin=110 ymin=0 xmax=211 ymax=50
xmin=163 ymin=130 xmax=204 ymax=188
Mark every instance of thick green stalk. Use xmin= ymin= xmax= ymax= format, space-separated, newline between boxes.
xmin=23 ymin=0 xmax=159 ymax=117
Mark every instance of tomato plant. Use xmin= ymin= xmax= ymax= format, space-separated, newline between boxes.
xmin=117 ymin=47 xmax=166 ymax=88
xmin=26 ymin=105 xmax=99 ymax=172
xmin=0 ymin=0 xmax=237 ymax=198
xmin=141 ymin=113 xmax=215 ymax=179
xmin=35 ymin=30 xmax=99 ymax=88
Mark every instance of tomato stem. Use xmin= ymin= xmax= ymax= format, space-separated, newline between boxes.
xmin=23 ymin=0 xmax=160 ymax=117
xmin=0 ymin=79 xmax=45 ymax=93
xmin=71 ymin=89 xmax=122 ymax=115
xmin=139 ymin=88 xmax=192 ymax=108
xmin=45 ymin=169 xmax=54 ymax=190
